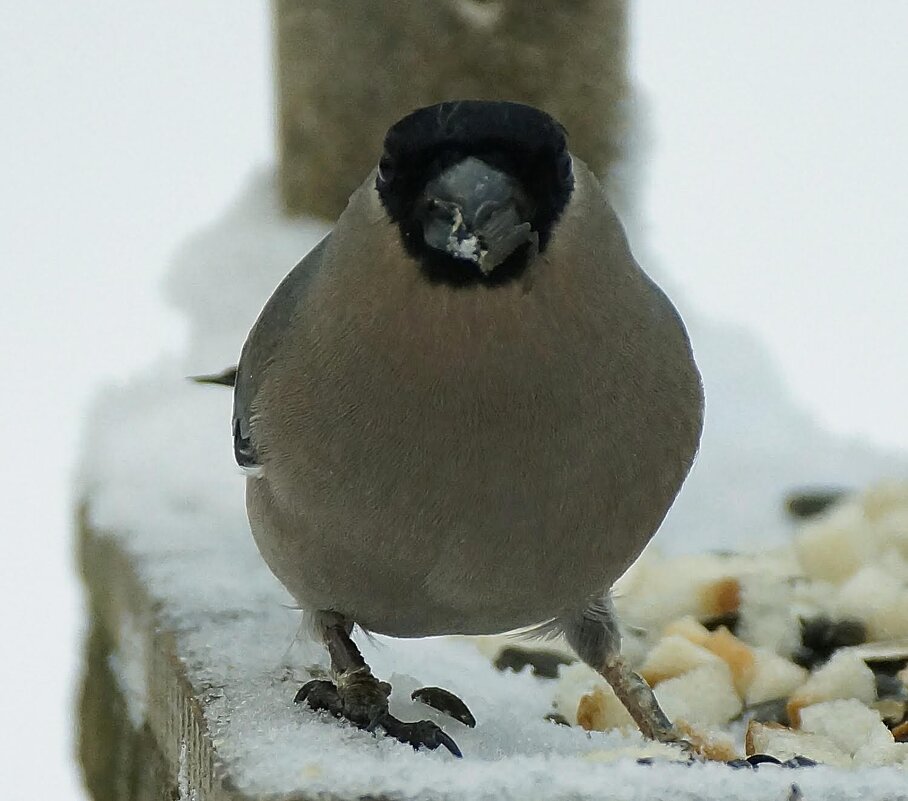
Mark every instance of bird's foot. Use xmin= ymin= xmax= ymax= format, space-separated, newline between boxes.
xmin=295 ymin=669 xmax=390 ymax=728
xmin=295 ymin=674 xmax=462 ymax=757
xmin=411 ymin=686 xmax=476 ymax=727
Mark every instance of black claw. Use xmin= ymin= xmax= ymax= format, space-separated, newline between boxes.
xmin=433 ymin=729 xmax=463 ymax=758
xmin=411 ymin=686 xmax=477 ymax=727
xmin=380 ymin=714 xmax=463 ymax=758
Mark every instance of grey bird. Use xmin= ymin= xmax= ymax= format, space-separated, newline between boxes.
xmin=204 ymin=100 xmax=704 ymax=756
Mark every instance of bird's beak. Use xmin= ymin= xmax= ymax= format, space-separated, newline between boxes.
xmin=419 ymin=157 xmax=537 ymax=274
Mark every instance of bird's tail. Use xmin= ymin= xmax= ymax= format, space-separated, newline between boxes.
xmin=189 ymin=366 xmax=238 ymax=387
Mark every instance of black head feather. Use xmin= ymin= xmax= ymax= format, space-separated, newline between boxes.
xmin=376 ymin=101 xmax=574 ymax=285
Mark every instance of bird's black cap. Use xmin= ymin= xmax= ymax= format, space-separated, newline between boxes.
xmin=383 ymin=100 xmax=569 ymax=169
xmin=376 ymin=100 xmax=574 ymax=285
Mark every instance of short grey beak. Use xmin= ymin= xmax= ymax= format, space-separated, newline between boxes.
xmin=419 ymin=157 xmax=537 ymax=274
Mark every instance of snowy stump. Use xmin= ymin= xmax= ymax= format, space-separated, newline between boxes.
xmin=274 ymin=0 xmax=630 ymax=218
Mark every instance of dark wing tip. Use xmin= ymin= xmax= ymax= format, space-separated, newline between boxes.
xmin=190 ymin=366 xmax=238 ymax=387
xmin=233 ymin=419 xmax=260 ymax=469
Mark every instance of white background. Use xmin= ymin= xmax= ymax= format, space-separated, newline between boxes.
xmin=1 ymin=2 xmax=906 ymax=796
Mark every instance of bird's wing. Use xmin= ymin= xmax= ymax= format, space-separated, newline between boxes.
xmin=233 ymin=234 xmax=330 ymax=470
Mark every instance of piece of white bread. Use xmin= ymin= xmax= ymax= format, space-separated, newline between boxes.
xmin=653 ymin=661 xmax=742 ymax=727
xmin=745 ymin=648 xmax=809 ymax=707
xmin=787 ymin=650 xmax=876 ymax=727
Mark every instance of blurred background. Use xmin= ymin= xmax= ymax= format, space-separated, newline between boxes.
xmin=2 ymin=1 xmax=907 ymax=796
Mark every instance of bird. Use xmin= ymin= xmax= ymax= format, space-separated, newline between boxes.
xmin=197 ymin=100 xmax=704 ymax=757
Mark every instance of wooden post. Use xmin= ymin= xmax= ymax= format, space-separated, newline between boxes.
xmin=274 ymin=0 xmax=629 ymax=219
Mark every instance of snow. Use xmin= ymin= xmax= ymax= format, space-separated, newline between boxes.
xmin=80 ymin=171 xmax=908 ymax=799
xmin=178 ymin=736 xmax=199 ymax=801
xmin=109 ymin=606 xmax=149 ymax=729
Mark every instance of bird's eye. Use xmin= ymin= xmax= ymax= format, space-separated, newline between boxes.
xmin=377 ymin=155 xmax=395 ymax=185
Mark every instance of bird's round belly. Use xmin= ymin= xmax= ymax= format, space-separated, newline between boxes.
xmin=248 ymin=291 xmax=699 ymax=638
xmin=246 ymin=410 xmax=647 ymax=637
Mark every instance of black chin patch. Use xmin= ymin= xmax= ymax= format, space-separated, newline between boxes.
xmin=376 ymin=101 xmax=574 ymax=286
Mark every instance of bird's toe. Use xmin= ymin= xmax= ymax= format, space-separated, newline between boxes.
xmin=294 ymin=679 xmax=345 ymax=716
xmin=411 ymin=686 xmax=476 ymax=727
xmin=380 ymin=714 xmax=463 ymax=758
xmin=295 ymin=675 xmax=461 ymax=756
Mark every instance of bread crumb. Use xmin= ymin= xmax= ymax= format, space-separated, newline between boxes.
xmin=698 ymin=577 xmax=741 ymax=618
xmin=675 ymin=720 xmax=740 ymax=762
xmin=703 ymin=627 xmax=756 ymax=696
xmin=640 ymin=635 xmax=721 ymax=687
xmin=575 ymin=684 xmax=635 ymax=732
xmin=787 ymin=650 xmax=876 ymax=727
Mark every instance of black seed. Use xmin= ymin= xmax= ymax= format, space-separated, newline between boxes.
xmin=743 ymin=698 xmax=790 ymax=726
xmin=829 ymin=619 xmax=866 ymax=649
xmin=791 ymin=645 xmax=820 ymax=670
xmin=785 ymin=489 xmax=847 ymax=519
xmin=493 ymin=646 xmax=576 ymax=679
xmin=798 ymin=615 xmax=866 ymax=664
xmin=869 ymin=657 xmax=908 ymax=676
xmin=544 ymin=712 xmax=570 ymax=726
xmin=876 ymin=673 xmax=908 ymax=700
xmin=800 ymin=615 xmax=833 ymax=651
xmin=701 ymin=611 xmax=740 ymax=634
xmin=782 ymin=755 xmax=818 ymax=768
xmin=747 ymin=753 xmax=783 ymax=767
xmin=725 ymin=759 xmax=753 ymax=769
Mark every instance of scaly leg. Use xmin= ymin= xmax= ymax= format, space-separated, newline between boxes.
xmin=561 ymin=596 xmax=694 ymax=749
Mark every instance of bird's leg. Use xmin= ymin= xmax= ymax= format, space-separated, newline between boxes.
xmin=561 ymin=596 xmax=695 ymax=752
xmin=597 ymin=655 xmax=677 ymax=741
xmin=294 ymin=612 xmax=463 ymax=756
xmin=319 ymin=616 xmax=391 ymax=727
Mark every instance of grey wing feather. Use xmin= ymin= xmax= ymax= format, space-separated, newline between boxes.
xmin=233 ymin=234 xmax=330 ymax=469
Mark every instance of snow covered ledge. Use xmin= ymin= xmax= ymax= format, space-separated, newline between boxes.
xmin=76 ymin=173 xmax=908 ymax=800
xmin=78 ymin=507 xmax=213 ymax=800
